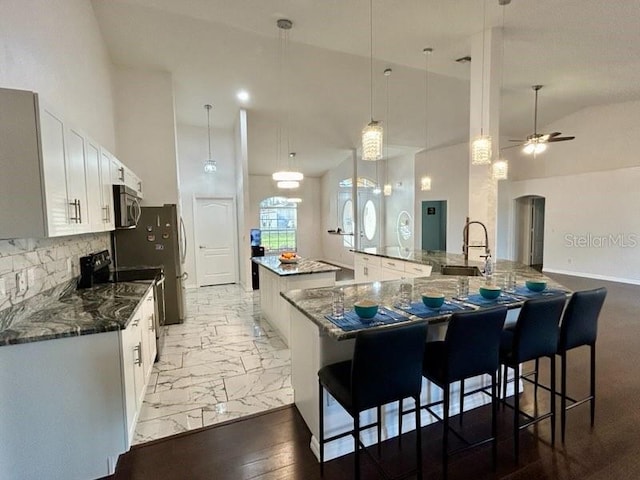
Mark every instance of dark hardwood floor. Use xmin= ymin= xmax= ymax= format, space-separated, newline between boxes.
xmin=110 ymin=274 xmax=640 ymax=480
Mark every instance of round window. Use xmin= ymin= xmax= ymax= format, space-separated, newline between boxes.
xmin=363 ymin=200 xmax=377 ymax=241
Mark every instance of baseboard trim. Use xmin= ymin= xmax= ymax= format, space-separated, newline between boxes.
xmin=543 ymin=268 xmax=640 ymax=286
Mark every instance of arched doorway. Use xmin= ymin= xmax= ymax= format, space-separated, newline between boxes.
xmin=515 ymin=195 xmax=545 ymax=271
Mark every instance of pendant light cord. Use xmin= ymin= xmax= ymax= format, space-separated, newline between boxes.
xmin=385 ymin=68 xmax=389 ymax=182
xmin=480 ymin=0 xmax=487 ymax=137
xmin=370 ymin=0 xmax=374 ymax=122
xmin=207 ymin=106 xmax=212 ymax=159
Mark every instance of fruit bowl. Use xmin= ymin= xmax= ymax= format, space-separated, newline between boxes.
xmin=525 ymin=280 xmax=547 ymax=292
xmin=479 ymin=286 xmax=502 ymax=300
xmin=422 ymin=291 xmax=445 ymax=309
xmin=354 ymin=300 xmax=379 ymax=319
xmin=279 ymin=253 xmax=299 ymax=264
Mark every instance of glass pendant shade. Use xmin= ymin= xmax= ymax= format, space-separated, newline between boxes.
xmin=373 ymin=186 xmax=382 ymax=195
xmin=204 ymin=159 xmax=217 ymax=173
xmin=383 ymin=183 xmax=392 ymax=196
xmin=420 ymin=176 xmax=432 ymax=191
xmin=471 ymin=135 xmax=492 ymax=165
xmin=272 ymin=171 xmax=304 ymax=181
xmin=362 ymin=121 xmax=383 ymax=161
xmin=277 ymin=180 xmax=299 ymax=189
xmin=492 ymin=159 xmax=508 ymax=180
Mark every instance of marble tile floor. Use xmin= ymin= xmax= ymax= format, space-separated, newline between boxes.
xmin=133 ymin=284 xmax=293 ymax=445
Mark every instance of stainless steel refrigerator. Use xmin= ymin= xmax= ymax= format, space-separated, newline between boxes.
xmin=111 ymin=204 xmax=187 ymax=325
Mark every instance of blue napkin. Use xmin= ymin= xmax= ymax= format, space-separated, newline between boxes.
xmin=396 ymin=301 xmax=473 ymax=319
xmin=512 ymin=286 xmax=568 ymax=299
xmin=462 ymin=292 xmax=522 ymax=307
xmin=325 ymin=307 xmax=410 ymax=332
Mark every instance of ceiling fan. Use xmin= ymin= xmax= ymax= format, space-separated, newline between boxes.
xmin=509 ymin=85 xmax=575 ymax=155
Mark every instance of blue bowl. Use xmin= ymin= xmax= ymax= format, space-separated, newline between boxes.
xmin=354 ymin=301 xmax=379 ymax=319
xmin=479 ymin=286 xmax=502 ymax=300
xmin=526 ymin=280 xmax=547 ymax=292
xmin=422 ymin=292 xmax=445 ymax=309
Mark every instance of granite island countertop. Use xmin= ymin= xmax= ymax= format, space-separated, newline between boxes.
xmin=280 ymin=266 xmax=569 ymax=341
xmin=0 ymin=279 xmax=153 ymax=346
xmin=253 ymin=255 xmax=340 ymax=277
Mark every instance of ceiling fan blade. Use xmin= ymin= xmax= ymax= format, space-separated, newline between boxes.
xmin=501 ymin=143 xmax=524 ymax=150
xmin=547 ymin=136 xmax=575 ymax=142
xmin=509 ymin=139 xmax=524 ymax=142
xmin=547 ymin=132 xmax=562 ymax=138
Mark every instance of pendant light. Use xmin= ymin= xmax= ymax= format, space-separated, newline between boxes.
xmin=471 ymin=0 xmax=492 ymax=165
xmin=421 ymin=47 xmax=433 ymax=191
xmin=492 ymin=0 xmax=509 ymax=180
xmin=362 ymin=0 xmax=383 ymax=161
xmin=383 ymin=68 xmax=392 ymax=196
xmin=272 ymin=19 xmax=303 ymax=187
xmin=203 ymin=104 xmax=217 ymax=173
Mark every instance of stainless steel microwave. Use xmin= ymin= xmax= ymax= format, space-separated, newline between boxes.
xmin=113 ymin=184 xmax=142 ymax=229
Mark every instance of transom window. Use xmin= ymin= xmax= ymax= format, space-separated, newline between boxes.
xmin=259 ymin=196 xmax=298 ymax=253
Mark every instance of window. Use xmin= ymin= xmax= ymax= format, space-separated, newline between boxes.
xmin=259 ymin=196 xmax=298 ymax=253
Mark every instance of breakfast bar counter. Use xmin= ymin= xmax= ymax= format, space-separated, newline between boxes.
xmin=280 ymin=260 xmax=569 ymax=463
xmin=252 ymin=255 xmax=340 ymax=345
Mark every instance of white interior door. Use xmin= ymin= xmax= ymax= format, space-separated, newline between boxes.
xmin=194 ymin=198 xmax=238 ymax=287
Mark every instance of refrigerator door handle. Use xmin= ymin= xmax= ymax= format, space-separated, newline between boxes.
xmin=179 ymin=216 xmax=187 ymax=264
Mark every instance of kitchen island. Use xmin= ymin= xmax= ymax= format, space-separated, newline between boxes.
xmin=252 ymin=255 xmax=340 ymax=345
xmin=280 ymin=251 xmax=569 ymax=462
xmin=0 ymin=279 xmax=156 ymax=480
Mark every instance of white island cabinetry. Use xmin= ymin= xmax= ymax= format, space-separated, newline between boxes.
xmin=354 ymin=252 xmax=432 ymax=283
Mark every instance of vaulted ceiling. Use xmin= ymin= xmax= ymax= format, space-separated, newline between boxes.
xmin=92 ymin=0 xmax=640 ymax=176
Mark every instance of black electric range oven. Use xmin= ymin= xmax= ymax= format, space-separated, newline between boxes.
xmin=78 ymin=250 xmax=165 ymax=361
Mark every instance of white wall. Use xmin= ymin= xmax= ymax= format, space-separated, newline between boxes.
xmin=248 ymin=176 xmax=322 ymax=259
xmin=176 ymin=123 xmax=236 ymax=287
xmin=321 ymin=153 xmax=356 ymax=268
xmin=497 ymin=99 xmax=640 ymax=284
xmin=414 ymin=143 xmax=469 ymax=254
xmin=0 ymin=0 xmax=117 ymax=310
xmin=0 ymin=0 xmax=116 ymax=150
xmin=113 ymin=67 xmax=180 ymax=205
xmin=383 ymin=154 xmax=415 ymax=249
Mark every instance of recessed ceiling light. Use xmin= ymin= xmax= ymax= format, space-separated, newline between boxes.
xmin=236 ymin=90 xmax=250 ymax=102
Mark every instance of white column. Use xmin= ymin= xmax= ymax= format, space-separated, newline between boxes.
xmin=468 ymin=27 xmax=503 ymax=260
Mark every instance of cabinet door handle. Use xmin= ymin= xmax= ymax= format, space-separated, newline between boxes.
xmin=119 ymin=166 xmax=125 ymax=181
xmin=77 ymin=200 xmax=82 ymax=223
xmin=138 ymin=181 xmax=142 ymax=192
xmin=388 ymin=262 xmax=396 ymax=267
xmin=69 ymin=199 xmax=80 ymax=223
xmin=102 ymin=205 xmax=109 ymax=222
xmin=134 ymin=342 xmax=142 ymax=366
xmin=149 ymin=315 xmax=155 ymax=331
xmin=132 ymin=317 xmax=140 ymax=327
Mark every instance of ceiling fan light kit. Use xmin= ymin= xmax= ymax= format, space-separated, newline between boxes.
xmin=512 ymin=85 xmax=576 ymax=156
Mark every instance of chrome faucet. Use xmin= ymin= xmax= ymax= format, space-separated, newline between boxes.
xmin=462 ymin=219 xmax=490 ymax=261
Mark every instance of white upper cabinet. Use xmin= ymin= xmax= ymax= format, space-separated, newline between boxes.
xmin=0 ymin=88 xmax=140 ymax=239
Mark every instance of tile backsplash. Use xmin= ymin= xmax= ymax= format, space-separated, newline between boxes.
xmin=0 ymin=233 xmax=110 ymax=312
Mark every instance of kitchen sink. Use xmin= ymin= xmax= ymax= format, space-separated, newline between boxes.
xmin=440 ymin=265 xmax=482 ymax=276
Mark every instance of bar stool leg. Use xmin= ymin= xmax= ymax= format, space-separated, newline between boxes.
xmin=550 ymin=355 xmax=556 ymax=447
xmin=459 ymin=379 xmax=465 ymax=425
xmin=398 ymin=400 xmax=403 ymax=446
xmin=561 ymin=352 xmax=567 ymax=443
xmin=354 ymin=412 xmax=360 ymax=479
xmin=491 ymin=372 xmax=498 ymax=471
xmin=590 ymin=344 xmax=596 ymax=428
xmin=534 ymin=358 xmax=540 ymax=400
xmin=377 ymin=405 xmax=382 ymax=456
xmin=443 ymin=385 xmax=450 ymax=479
xmin=415 ymin=396 xmax=423 ymax=480
xmin=514 ymin=364 xmax=520 ymax=463
xmin=318 ymin=381 xmax=325 ymax=476
xmin=502 ymin=364 xmax=508 ymax=407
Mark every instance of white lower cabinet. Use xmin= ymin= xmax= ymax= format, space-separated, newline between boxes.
xmin=121 ymin=287 xmax=156 ymax=448
xmin=354 ymin=253 xmax=433 ymax=283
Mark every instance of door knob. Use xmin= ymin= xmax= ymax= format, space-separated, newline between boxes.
xmin=199 ymin=245 xmax=206 ymax=249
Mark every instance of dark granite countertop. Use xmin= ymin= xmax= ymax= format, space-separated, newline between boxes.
xmin=253 ymin=255 xmax=340 ymax=277
xmin=281 ymin=261 xmax=569 ymax=340
xmin=0 ymin=279 xmax=153 ymax=346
